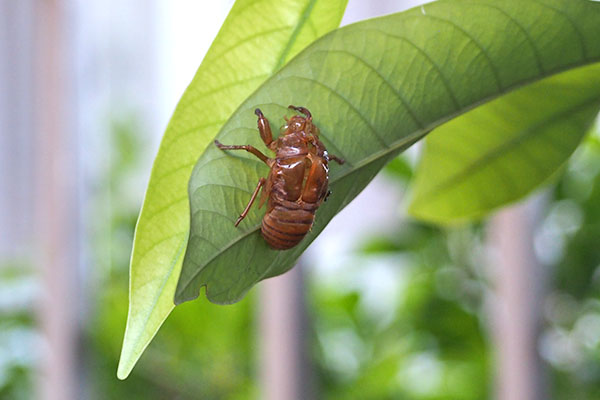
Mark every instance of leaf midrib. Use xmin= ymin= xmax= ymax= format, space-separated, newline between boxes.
xmin=272 ymin=0 xmax=318 ymax=72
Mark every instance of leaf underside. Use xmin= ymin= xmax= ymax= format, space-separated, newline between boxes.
xmin=408 ymin=62 xmax=600 ymax=223
xmin=118 ymin=0 xmax=348 ymax=380
xmin=176 ymin=0 xmax=600 ymax=305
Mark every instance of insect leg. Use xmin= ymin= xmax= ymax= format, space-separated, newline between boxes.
xmin=255 ymin=108 xmax=273 ymax=147
xmin=214 ymin=140 xmax=270 ymax=164
xmin=288 ymin=105 xmax=311 ymax=120
xmin=235 ymin=177 xmax=266 ymax=227
xmin=328 ymin=154 xmax=345 ymax=165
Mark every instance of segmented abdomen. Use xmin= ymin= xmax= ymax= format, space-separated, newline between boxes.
xmin=261 ymin=204 xmax=315 ymax=250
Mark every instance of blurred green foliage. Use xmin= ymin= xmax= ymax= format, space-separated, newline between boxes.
xmin=541 ymin=130 xmax=600 ymax=400
xmin=0 ymin=264 xmax=37 ymax=400
xmin=85 ymin=118 xmax=600 ymax=399
xmin=86 ymin=118 xmax=256 ymax=399
xmin=3 ymin=112 xmax=597 ymax=399
xmin=308 ymin=189 xmax=491 ymax=399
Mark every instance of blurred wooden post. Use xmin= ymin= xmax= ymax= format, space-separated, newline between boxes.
xmin=34 ymin=1 xmax=80 ymax=399
xmin=259 ymin=264 xmax=314 ymax=400
xmin=489 ymin=196 xmax=547 ymax=400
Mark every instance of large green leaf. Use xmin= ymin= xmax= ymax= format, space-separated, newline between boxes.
xmin=175 ymin=0 xmax=600 ymax=305
xmin=117 ymin=0 xmax=348 ymax=380
xmin=408 ymin=63 xmax=600 ymax=223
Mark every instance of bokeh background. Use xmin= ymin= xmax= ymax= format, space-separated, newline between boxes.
xmin=1 ymin=0 xmax=600 ymax=399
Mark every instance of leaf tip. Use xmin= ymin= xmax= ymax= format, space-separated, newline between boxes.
xmin=116 ymin=359 xmax=132 ymax=380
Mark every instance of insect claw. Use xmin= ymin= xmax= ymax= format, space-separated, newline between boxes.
xmin=255 ymin=108 xmax=263 ymax=117
xmin=288 ymin=105 xmax=311 ymax=120
xmin=234 ymin=216 xmax=243 ymax=227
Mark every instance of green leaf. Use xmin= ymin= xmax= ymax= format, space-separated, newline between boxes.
xmin=408 ymin=63 xmax=600 ymax=223
xmin=117 ymin=0 xmax=348 ymax=380
xmin=175 ymin=0 xmax=600 ymax=305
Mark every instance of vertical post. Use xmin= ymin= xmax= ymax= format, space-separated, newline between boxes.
xmin=34 ymin=1 xmax=80 ymax=399
xmin=0 ymin=1 xmax=35 ymax=259
xmin=489 ymin=196 xmax=547 ymax=400
xmin=259 ymin=264 xmax=313 ymax=400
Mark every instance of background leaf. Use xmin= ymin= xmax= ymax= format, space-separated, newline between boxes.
xmin=408 ymin=63 xmax=600 ymax=223
xmin=176 ymin=0 xmax=600 ymax=304
xmin=118 ymin=0 xmax=348 ymax=379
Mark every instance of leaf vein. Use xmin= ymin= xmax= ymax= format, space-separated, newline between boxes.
xmin=457 ymin=0 xmax=545 ymax=74
xmin=191 ymin=182 xmax=254 ymax=199
xmin=530 ymin=0 xmax=588 ymax=60
xmin=362 ymin=28 xmax=461 ymax=110
xmin=206 ymin=26 xmax=293 ymax=64
xmin=283 ymin=75 xmax=389 ymax=148
xmin=145 ymin=196 xmax=188 ymax=224
xmin=272 ymin=0 xmax=318 ymax=71
xmin=162 ymin=120 xmax=226 ymax=151
xmin=137 ymin=232 xmax=187 ymax=264
xmin=416 ymin=95 xmax=600 ymax=203
xmin=315 ymin=49 xmax=425 ymax=129
xmin=417 ymin=14 xmax=504 ymax=90
xmin=178 ymin=74 xmax=270 ymax=114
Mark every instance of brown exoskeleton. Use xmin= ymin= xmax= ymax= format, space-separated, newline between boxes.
xmin=215 ymin=105 xmax=344 ymax=250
